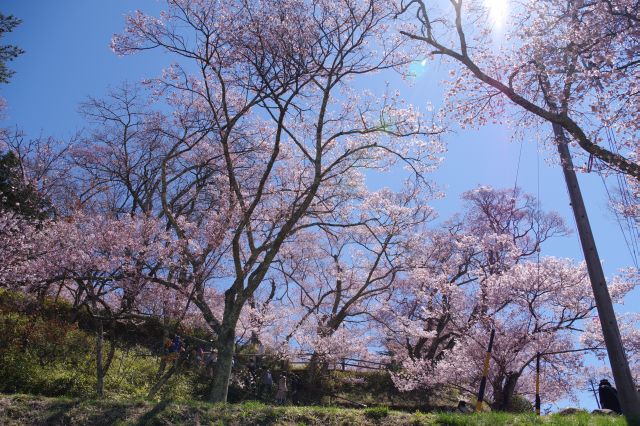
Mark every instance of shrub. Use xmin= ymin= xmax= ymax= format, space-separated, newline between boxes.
xmin=0 ymin=299 xmax=207 ymax=401
xmin=505 ymin=394 xmax=534 ymax=413
xmin=364 ymin=405 xmax=389 ymax=420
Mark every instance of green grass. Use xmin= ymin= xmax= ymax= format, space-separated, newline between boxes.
xmin=0 ymin=394 xmax=627 ymax=426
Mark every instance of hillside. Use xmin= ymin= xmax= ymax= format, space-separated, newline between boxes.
xmin=0 ymin=395 xmax=626 ymax=426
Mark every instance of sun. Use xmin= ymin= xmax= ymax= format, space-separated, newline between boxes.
xmin=484 ymin=0 xmax=509 ymax=29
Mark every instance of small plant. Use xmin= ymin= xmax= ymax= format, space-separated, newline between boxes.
xmin=411 ymin=410 xmax=430 ymax=426
xmin=364 ymin=405 xmax=389 ymax=420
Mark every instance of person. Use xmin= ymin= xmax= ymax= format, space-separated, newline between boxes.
xmin=162 ymin=337 xmax=173 ymax=358
xmin=168 ymin=334 xmax=182 ymax=353
xmin=195 ymin=346 xmax=204 ymax=367
xmin=165 ymin=334 xmax=182 ymax=362
xmin=275 ymin=374 xmax=288 ymax=404
xmin=205 ymin=348 xmax=217 ymax=378
xmin=259 ymin=369 xmax=273 ymax=399
xmin=598 ymin=379 xmax=622 ymax=414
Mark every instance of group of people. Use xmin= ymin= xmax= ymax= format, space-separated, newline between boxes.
xmin=163 ymin=334 xmax=184 ymax=362
xmin=162 ymin=334 xmax=221 ymax=377
xmin=162 ymin=334 xmax=291 ymax=404
xmin=163 ymin=336 xmax=628 ymax=412
xmin=259 ymin=369 xmax=289 ymax=404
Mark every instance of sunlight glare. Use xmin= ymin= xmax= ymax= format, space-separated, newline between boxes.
xmin=484 ymin=0 xmax=508 ymax=29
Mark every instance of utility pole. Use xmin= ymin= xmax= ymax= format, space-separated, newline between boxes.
xmin=535 ymin=352 xmax=541 ymax=416
xmin=552 ymin=124 xmax=640 ymax=418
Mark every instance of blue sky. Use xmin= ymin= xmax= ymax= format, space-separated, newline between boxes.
xmin=2 ymin=0 xmax=636 ymax=411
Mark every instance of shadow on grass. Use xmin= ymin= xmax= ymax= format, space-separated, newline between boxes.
xmin=84 ymin=403 xmax=134 ymax=426
xmin=135 ymin=400 xmax=171 ymax=425
xmin=45 ymin=400 xmax=135 ymax=426
xmin=44 ymin=400 xmax=80 ymax=425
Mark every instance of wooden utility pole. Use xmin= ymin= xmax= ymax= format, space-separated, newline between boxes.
xmin=535 ymin=352 xmax=541 ymax=416
xmin=552 ymin=124 xmax=640 ymax=418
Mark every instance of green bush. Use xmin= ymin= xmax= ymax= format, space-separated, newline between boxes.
xmin=0 ymin=311 xmax=97 ymax=397
xmin=103 ymin=350 xmax=157 ymax=399
xmin=505 ymin=394 xmax=534 ymax=413
xmin=0 ymin=308 xmax=204 ymax=400
xmin=31 ymin=365 xmax=95 ymax=396
xmin=364 ymin=406 xmax=389 ymax=420
xmin=0 ymin=350 xmax=94 ymax=397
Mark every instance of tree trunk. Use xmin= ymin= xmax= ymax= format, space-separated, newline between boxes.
xmin=154 ymin=325 xmax=170 ymax=381
xmin=95 ymin=320 xmax=116 ymax=398
xmin=148 ymin=353 xmax=185 ymax=399
xmin=155 ymin=357 xmax=168 ymax=382
xmin=209 ymin=325 xmax=236 ymax=403
xmin=96 ymin=320 xmax=104 ymax=398
xmin=303 ymin=353 xmax=329 ymax=403
xmin=492 ymin=373 xmax=519 ymax=411
xmin=553 ymin=125 xmax=640 ymax=419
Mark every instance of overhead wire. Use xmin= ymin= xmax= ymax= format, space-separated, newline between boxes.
xmin=579 ymin=57 xmax=640 ymax=269
xmin=512 ymin=137 xmax=525 ymax=196
xmin=536 ymin=137 xmax=541 ymax=287
xmin=599 ymin=126 xmax=640 ymax=268
xmin=599 ymin=173 xmax=639 ymax=268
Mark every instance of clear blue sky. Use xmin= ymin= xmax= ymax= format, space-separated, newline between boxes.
xmin=2 ymin=0 xmax=636 ymax=411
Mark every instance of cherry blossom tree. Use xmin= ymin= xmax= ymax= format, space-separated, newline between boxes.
xmin=7 ymin=42 xmax=226 ymax=372
xmin=0 ymin=211 xmax=38 ymax=289
xmin=111 ymin=0 xmax=443 ymax=402
xmin=392 ymin=255 xmax=638 ymax=409
xmin=397 ymin=0 xmax=640 ymax=178
xmin=0 ymin=130 xmax=71 ymax=218
xmin=0 ymin=132 xmax=70 ymax=287
xmin=582 ymin=269 xmax=640 ymax=384
xmin=1 ymin=213 xmax=138 ymax=396
xmin=257 ymin=184 xmax=434 ymax=395
xmin=9 ymin=211 xmax=173 ymax=397
xmin=383 ymin=186 xmax=568 ymax=361
xmin=397 ymin=1 xmax=640 ymax=414
xmin=383 ymin=187 xmax=598 ymax=407
xmin=72 ymin=85 xmax=231 ymax=327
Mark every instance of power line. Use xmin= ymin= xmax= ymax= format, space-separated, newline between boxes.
xmin=599 ymin=126 xmax=640 ymax=269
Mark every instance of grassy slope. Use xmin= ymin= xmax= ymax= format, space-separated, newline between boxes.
xmin=0 ymin=394 xmax=626 ymax=426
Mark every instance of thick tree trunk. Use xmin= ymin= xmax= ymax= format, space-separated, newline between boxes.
xmin=303 ymin=353 xmax=329 ymax=403
xmin=553 ymin=125 xmax=640 ymax=419
xmin=491 ymin=373 xmax=519 ymax=411
xmin=209 ymin=325 xmax=236 ymax=403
